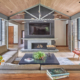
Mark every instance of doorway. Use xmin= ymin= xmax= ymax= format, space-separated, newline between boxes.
xmin=8 ymin=26 xmax=14 ymax=44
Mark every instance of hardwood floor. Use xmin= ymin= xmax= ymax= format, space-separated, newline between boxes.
xmin=9 ymin=44 xmax=80 ymax=65
xmin=0 ymin=73 xmax=80 ymax=80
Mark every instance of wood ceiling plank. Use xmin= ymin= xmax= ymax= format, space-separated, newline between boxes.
xmin=0 ymin=0 xmax=80 ymax=17
xmin=40 ymin=0 xmax=44 ymax=5
xmin=41 ymin=0 xmax=80 ymax=16
xmin=0 ymin=0 xmax=39 ymax=16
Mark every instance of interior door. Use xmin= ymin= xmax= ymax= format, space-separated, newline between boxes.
xmin=8 ymin=26 xmax=14 ymax=44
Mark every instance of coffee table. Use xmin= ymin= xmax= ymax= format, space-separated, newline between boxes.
xmin=19 ymin=53 xmax=59 ymax=65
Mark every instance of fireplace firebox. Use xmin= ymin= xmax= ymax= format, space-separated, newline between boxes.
xmin=32 ymin=43 xmax=47 ymax=49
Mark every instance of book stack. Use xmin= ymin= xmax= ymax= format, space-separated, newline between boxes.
xmin=47 ymin=68 xmax=69 ymax=80
xmin=24 ymin=58 xmax=34 ymax=62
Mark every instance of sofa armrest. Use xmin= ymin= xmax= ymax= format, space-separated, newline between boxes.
xmin=8 ymin=48 xmax=18 ymax=51
xmin=41 ymin=65 xmax=80 ymax=70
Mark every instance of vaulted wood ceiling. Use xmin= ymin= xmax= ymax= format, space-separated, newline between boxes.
xmin=41 ymin=0 xmax=80 ymax=16
xmin=0 ymin=0 xmax=80 ymax=17
xmin=0 ymin=0 xmax=39 ymax=16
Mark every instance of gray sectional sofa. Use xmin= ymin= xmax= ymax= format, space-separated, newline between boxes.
xmin=0 ymin=45 xmax=80 ymax=74
xmin=0 ymin=45 xmax=18 ymax=63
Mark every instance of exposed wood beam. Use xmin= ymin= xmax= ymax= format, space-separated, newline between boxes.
xmin=41 ymin=11 xmax=54 ymax=19
xmin=0 ymin=13 xmax=9 ymax=20
xmin=40 ymin=4 xmax=70 ymax=18
xmin=9 ymin=4 xmax=39 ymax=18
xmin=71 ymin=12 xmax=80 ymax=20
xmin=25 ymin=11 xmax=38 ymax=19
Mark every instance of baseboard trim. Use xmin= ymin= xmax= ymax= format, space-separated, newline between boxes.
xmin=14 ymin=43 xmax=18 ymax=45
xmin=56 ymin=45 xmax=67 ymax=47
xmin=9 ymin=43 xmax=18 ymax=45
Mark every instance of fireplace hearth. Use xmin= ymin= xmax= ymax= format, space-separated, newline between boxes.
xmin=32 ymin=43 xmax=47 ymax=49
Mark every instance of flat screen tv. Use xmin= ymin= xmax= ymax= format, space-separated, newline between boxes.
xmin=29 ymin=23 xmax=50 ymax=35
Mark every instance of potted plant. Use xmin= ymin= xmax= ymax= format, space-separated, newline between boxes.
xmin=33 ymin=51 xmax=46 ymax=60
xmin=0 ymin=56 xmax=4 ymax=65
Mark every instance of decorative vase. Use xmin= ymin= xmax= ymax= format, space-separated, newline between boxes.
xmin=48 ymin=53 xmax=51 ymax=57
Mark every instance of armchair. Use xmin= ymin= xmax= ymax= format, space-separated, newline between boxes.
xmin=73 ymin=49 xmax=80 ymax=60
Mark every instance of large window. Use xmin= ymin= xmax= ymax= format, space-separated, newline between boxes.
xmin=0 ymin=19 xmax=5 ymax=46
xmin=0 ymin=19 xmax=2 ymax=45
xmin=77 ymin=18 xmax=80 ymax=40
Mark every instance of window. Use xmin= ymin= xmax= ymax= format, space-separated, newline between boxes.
xmin=0 ymin=19 xmax=5 ymax=46
xmin=77 ymin=18 xmax=80 ymax=40
xmin=0 ymin=19 xmax=2 ymax=45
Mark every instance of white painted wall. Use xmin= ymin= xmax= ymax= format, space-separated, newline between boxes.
xmin=21 ymin=24 xmax=24 ymax=30
xmin=14 ymin=25 xmax=18 ymax=43
xmin=9 ymin=23 xmax=18 ymax=43
xmin=54 ymin=20 xmax=66 ymax=46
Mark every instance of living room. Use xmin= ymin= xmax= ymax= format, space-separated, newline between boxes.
xmin=0 ymin=0 xmax=80 ymax=80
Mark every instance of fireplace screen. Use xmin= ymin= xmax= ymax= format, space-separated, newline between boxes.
xmin=32 ymin=43 xmax=47 ymax=49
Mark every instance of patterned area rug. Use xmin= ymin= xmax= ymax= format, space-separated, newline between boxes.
xmin=13 ymin=57 xmax=74 ymax=65
xmin=57 ymin=57 xmax=74 ymax=65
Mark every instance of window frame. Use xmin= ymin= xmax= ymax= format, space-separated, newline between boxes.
xmin=0 ymin=19 xmax=2 ymax=41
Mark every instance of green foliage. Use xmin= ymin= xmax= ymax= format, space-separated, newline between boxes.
xmin=33 ymin=51 xmax=46 ymax=59
xmin=0 ymin=56 xmax=3 ymax=62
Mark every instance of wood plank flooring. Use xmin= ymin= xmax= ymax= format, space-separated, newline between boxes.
xmin=0 ymin=73 xmax=80 ymax=80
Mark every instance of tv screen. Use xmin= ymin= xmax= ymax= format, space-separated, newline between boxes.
xmin=29 ymin=23 xmax=50 ymax=35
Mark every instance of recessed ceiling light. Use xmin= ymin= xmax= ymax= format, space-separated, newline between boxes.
xmin=10 ymin=11 xmax=13 ymax=13
xmin=67 ymin=11 xmax=69 ymax=13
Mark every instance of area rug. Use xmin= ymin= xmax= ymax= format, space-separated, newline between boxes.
xmin=57 ymin=57 xmax=74 ymax=65
xmin=14 ymin=57 xmax=74 ymax=65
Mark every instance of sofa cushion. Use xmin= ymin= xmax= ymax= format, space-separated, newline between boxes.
xmin=0 ymin=64 xmax=40 ymax=70
xmin=0 ymin=45 xmax=7 ymax=55
xmin=2 ymin=51 xmax=17 ymax=62
xmin=41 ymin=65 xmax=80 ymax=70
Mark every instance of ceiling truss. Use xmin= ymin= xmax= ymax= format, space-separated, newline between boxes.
xmin=9 ymin=4 xmax=70 ymax=21
xmin=24 ymin=11 xmax=38 ymax=19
